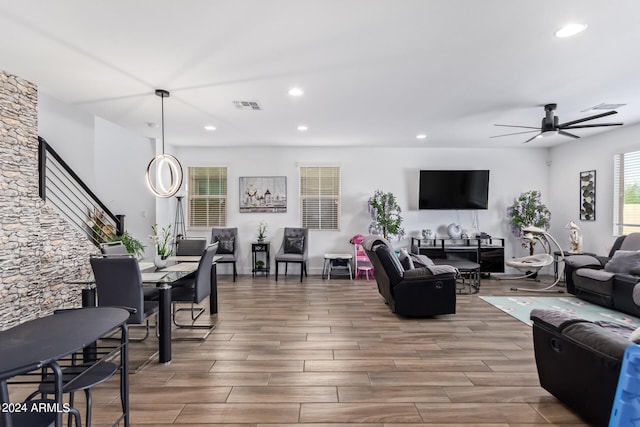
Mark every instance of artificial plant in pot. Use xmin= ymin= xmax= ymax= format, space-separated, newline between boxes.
xmin=506 ymin=190 xmax=551 ymax=255
xmin=112 ymin=231 xmax=145 ymax=259
xmin=150 ymin=224 xmax=173 ymax=268
xmin=367 ymin=189 xmax=406 ymax=241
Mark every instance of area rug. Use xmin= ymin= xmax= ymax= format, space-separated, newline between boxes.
xmin=480 ymin=295 xmax=640 ymax=327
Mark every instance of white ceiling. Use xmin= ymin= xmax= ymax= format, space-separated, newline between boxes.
xmin=1 ymin=0 xmax=639 ymax=148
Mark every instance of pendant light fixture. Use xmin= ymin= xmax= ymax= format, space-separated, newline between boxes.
xmin=146 ymin=89 xmax=183 ymax=198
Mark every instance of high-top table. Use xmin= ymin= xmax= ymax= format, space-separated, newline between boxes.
xmin=0 ymin=307 xmax=130 ymax=427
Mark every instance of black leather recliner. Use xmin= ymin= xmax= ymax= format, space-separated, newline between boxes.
xmin=531 ymin=308 xmax=636 ymax=427
xmin=564 ymin=233 xmax=640 ymax=316
xmin=362 ymin=235 xmax=457 ymax=317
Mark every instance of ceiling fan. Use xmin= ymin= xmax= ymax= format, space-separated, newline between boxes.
xmin=491 ymin=103 xmax=623 ymax=143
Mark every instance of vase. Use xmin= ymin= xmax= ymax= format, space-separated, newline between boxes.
xmin=154 ymin=254 xmax=168 ymax=269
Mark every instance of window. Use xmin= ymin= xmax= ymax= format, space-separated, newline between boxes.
xmin=299 ymin=166 xmax=341 ymax=230
xmin=614 ymin=151 xmax=640 ymax=235
xmin=187 ymin=167 xmax=227 ymax=227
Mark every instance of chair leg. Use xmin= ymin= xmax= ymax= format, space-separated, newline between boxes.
xmin=233 ymin=262 xmax=237 ymax=282
xmin=172 ymin=302 xmax=215 ymax=341
xmin=275 ymin=262 xmax=279 ymax=281
xmin=300 ymin=262 xmax=304 ymax=282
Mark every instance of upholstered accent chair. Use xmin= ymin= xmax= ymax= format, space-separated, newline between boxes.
xmin=275 ymin=227 xmax=308 ymax=282
xmin=210 ymin=227 xmax=238 ymax=281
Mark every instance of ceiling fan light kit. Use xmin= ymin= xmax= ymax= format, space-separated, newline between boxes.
xmin=145 ymin=89 xmax=184 ymax=198
xmin=492 ymin=103 xmax=623 ymax=144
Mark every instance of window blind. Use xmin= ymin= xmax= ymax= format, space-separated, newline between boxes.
xmin=299 ymin=166 xmax=340 ymax=230
xmin=614 ymin=151 xmax=640 ymax=235
xmin=187 ymin=167 xmax=227 ymax=227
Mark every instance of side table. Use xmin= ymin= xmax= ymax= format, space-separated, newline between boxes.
xmin=323 ymin=253 xmax=353 ymax=279
xmin=554 ymin=250 xmax=596 ymax=281
xmin=252 ymin=241 xmax=270 ymax=276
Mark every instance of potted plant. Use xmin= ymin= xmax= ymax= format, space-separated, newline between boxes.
xmin=150 ymin=224 xmax=173 ymax=268
xmin=506 ymin=190 xmax=551 ymax=255
xmin=112 ymin=231 xmax=145 ymax=259
xmin=367 ymin=189 xmax=406 ymax=241
xmin=257 ymin=220 xmax=268 ymax=242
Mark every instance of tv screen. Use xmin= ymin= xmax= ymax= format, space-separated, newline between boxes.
xmin=419 ymin=170 xmax=489 ymax=209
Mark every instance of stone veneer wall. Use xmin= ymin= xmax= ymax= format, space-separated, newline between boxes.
xmin=0 ymin=70 xmax=97 ymax=330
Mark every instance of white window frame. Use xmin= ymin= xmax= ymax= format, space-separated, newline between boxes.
xmin=299 ymin=166 xmax=341 ymax=230
xmin=614 ymin=150 xmax=640 ymax=235
xmin=187 ymin=166 xmax=228 ymax=228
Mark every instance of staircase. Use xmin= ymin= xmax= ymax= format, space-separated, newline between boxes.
xmin=38 ymin=136 xmax=123 ymax=246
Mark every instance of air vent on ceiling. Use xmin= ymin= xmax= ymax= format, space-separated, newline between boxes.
xmin=233 ymin=100 xmax=262 ymax=111
xmin=581 ymin=102 xmax=627 ymax=112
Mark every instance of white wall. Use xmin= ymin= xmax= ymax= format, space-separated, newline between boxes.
xmin=38 ymin=95 xmax=157 ymax=259
xmin=38 ymin=92 xmax=96 ymax=188
xmin=94 ymin=118 xmax=157 ymax=259
xmin=549 ymin=122 xmax=640 ymax=256
xmin=175 ymin=145 xmax=551 ymax=275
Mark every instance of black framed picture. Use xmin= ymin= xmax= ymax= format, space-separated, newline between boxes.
xmin=580 ymin=170 xmax=596 ymax=221
xmin=239 ymin=176 xmax=287 ymax=213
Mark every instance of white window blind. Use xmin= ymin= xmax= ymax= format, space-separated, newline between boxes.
xmin=188 ymin=167 xmax=227 ymax=227
xmin=299 ymin=166 xmax=341 ymax=230
xmin=614 ymin=151 xmax=640 ymax=235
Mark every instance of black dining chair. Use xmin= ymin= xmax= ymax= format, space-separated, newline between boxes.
xmin=90 ymin=254 xmax=159 ymax=340
xmin=170 ymin=242 xmax=218 ymax=340
xmin=175 ymin=237 xmax=207 ymax=256
xmin=210 ymin=227 xmax=238 ymax=281
xmin=99 ymin=241 xmax=129 ymax=255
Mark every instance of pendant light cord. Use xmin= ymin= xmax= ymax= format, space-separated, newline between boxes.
xmin=161 ymin=94 xmax=166 ymax=154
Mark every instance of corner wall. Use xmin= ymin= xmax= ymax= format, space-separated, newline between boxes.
xmin=0 ymin=70 xmax=95 ymax=330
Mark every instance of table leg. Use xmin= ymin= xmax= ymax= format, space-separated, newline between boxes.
xmin=158 ymin=284 xmax=171 ymax=364
xmin=210 ymin=263 xmax=218 ymax=315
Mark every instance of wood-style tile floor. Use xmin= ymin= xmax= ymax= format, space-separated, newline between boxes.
xmin=87 ymin=274 xmax=590 ymax=426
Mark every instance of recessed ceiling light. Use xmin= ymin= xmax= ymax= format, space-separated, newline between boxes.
xmin=288 ymin=87 xmax=304 ymax=97
xmin=204 ymin=125 xmax=216 ymax=131
xmin=555 ymin=23 xmax=587 ymax=38
xmin=416 ymin=134 xmax=427 ymax=140
xmin=297 ymin=125 xmax=308 ymax=131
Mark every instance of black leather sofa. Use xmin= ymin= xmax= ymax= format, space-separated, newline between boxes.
xmin=531 ymin=308 xmax=636 ymax=426
xmin=564 ymin=233 xmax=640 ymax=316
xmin=362 ymin=235 xmax=457 ymax=317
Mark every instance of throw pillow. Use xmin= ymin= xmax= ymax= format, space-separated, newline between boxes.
xmin=216 ymin=236 xmax=235 ymax=254
xmin=398 ymin=248 xmax=415 ymax=270
xmin=604 ymin=250 xmax=640 ymax=274
xmin=284 ymin=236 xmax=304 ymax=254
xmin=411 ymin=254 xmax=434 ymax=268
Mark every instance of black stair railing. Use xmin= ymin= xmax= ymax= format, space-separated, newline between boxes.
xmin=38 ymin=136 xmax=124 ymax=246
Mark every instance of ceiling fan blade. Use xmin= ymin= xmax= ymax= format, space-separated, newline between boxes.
xmin=558 ymin=130 xmax=580 ymax=139
xmin=562 ymin=122 xmax=623 ymax=129
xmin=493 ymin=124 xmax=540 ymax=130
xmin=523 ymin=133 xmax=542 ymax=144
xmin=490 ymin=130 xmax=540 ymax=138
xmin=558 ymin=110 xmax=618 ymax=127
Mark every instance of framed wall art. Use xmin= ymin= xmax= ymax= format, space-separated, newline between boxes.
xmin=239 ymin=176 xmax=287 ymax=213
xmin=580 ymin=170 xmax=596 ymax=221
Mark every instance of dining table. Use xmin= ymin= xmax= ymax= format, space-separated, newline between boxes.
xmin=66 ymin=255 xmax=221 ymax=365
xmin=0 ymin=306 xmax=130 ymax=427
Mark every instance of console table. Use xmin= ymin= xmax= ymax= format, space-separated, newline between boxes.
xmin=411 ymin=236 xmax=505 ymax=273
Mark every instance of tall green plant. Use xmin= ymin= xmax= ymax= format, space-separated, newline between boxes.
xmin=112 ymin=231 xmax=145 ymax=259
xmin=506 ymin=190 xmax=551 ymax=255
xmin=367 ymin=189 xmax=405 ymax=241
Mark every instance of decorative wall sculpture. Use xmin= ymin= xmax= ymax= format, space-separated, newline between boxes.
xmin=239 ymin=176 xmax=287 ymax=213
xmin=580 ymin=170 xmax=596 ymax=221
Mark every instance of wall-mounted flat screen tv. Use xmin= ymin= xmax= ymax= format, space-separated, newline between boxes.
xmin=419 ymin=170 xmax=489 ymax=209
